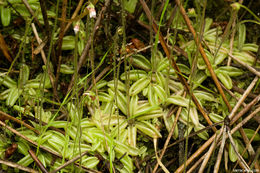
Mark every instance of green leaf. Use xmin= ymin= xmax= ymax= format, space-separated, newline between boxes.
xmin=19 ymin=64 xmax=30 ymax=86
xmin=209 ymin=112 xmax=224 ymax=123
xmin=131 ymin=54 xmax=151 ymax=71
xmin=135 ymin=121 xmax=161 ymax=138
xmin=238 ymin=23 xmax=246 ymax=50
xmin=82 ymin=156 xmax=99 ymax=168
xmin=194 ymin=90 xmax=215 ymax=102
xmin=6 ymin=87 xmax=20 ymax=106
xmin=120 ymin=70 xmax=147 ymax=81
xmin=163 ymin=112 xmax=178 ymax=139
xmin=194 ymin=124 xmax=209 ymax=140
xmin=216 ymin=66 xmax=244 ymax=77
xmin=217 ymin=71 xmax=232 ymax=89
xmin=233 ymin=128 xmax=260 ymax=141
xmin=229 ymin=138 xmax=239 ymax=162
xmin=129 ymin=77 xmax=150 ymax=96
xmin=192 ymin=71 xmax=207 ymax=89
xmin=61 ymin=36 xmax=75 ymax=50
xmin=166 ymin=95 xmax=192 ymax=107
xmin=17 ymin=155 xmax=34 ymax=167
xmin=1 ymin=6 xmax=11 ymax=26
xmin=123 ymin=0 xmax=138 ymax=13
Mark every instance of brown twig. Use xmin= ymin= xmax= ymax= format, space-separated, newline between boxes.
xmin=152 ymin=92 xmax=185 ymax=173
xmin=25 ymin=115 xmax=65 ymax=135
xmin=187 ymin=153 xmax=206 ymax=173
xmin=0 ymin=120 xmax=99 ymax=173
xmin=54 ymin=0 xmax=68 ymax=93
xmin=21 ymin=0 xmax=43 ymax=30
xmin=231 ymin=94 xmax=260 ymax=125
xmin=229 ymin=77 xmax=258 ymax=157
xmin=31 ymin=23 xmax=59 ymax=101
xmin=233 ymin=125 xmax=260 ymax=172
xmin=0 ymin=159 xmax=39 ymax=173
xmin=221 ymin=83 xmax=247 ymax=107
xmin=198 ymin=126 xmax=224 ymax=173
xmin=0 ymin=120 xmax=61 ymax=157
xmin=213 ymin=126 xmax=227 ymax=173
xmin=0 ymin=110 xmax=40 ymax=134
xmin=29 ymin=149 xmax=49 ymax=173
xmin=232 ymin=85 xmax=258 ymax=99
xmin=228 ymin=53 xmax=260 ymax=78
xmin=50 ymin=151 xmax=89 ymax=173
xmin=176 ymin=105 xmax=260 ymax=172
xmin=67 ymin=0 xmax=111 ymax=92
xmin=175 ymin=0 xmax=232 ymax=112
xmin=229 ymin=76 xmax=258 ymax=120
xmin=139 ymin=0 xmax=215 ymax=131
xmin=87 ymin=65 xmax=111 ymax=91
xmin=39 ymin=0 xmax=51 ymax=38
xmin=175 ymin=133 xmax=217 ymax=172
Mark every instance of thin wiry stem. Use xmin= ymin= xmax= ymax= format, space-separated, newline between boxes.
xmin=198 ymin=126 xmax=224 ymax=173
xmin=175 ymin=0 xmax=232 ymax=112
xmin=213 ymin=126 xmax=227 ymax=173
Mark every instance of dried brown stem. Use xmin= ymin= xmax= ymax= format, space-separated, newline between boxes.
xmin=50 ymin=151 xmax=89 ymax=173
xmin=0 ymin=110 xmax=40 ymax=134
xmin=228 ymin=53 xmax=260 ymax=78
xmin=176 ymin=105 xmax=260 ymax=172
xmin=231 ymin=94 xmax=260 ymax=125
xmin=139 ymin=0 xmax=216 ymax=134
xmin=0 ymin=120 xmax=60 ymax=157
xmin=87 ymin=65 xmax=111 ymax=91
xmin=39 ymin=0 xmax=50 ymax=38
xmin=175 ymin=0 xmax=232 ymax=112
xmin=228 ymin=127 xmax=250 ymax=170
xmin=152 ymin=92 xmax=184 ymax=173
xmin=221 ymin=83 xmax=247 ymax=107
xmin=229 ymin=76 xmax=258 ymax=120
xmin=233 ymin=125 xmax=260 ymax=172
xmin=31 ymin=23 xmax=59 ymax=101
xmin=29 ymin=149 xmax=49 ymax=173
xmin=232 ymin=85 xmax=258 ymax=99
xmin=231 ymin=105 xmax=260 ymax=135
xmin=213 ymin=126 xmax=227 ymax=173
xmin=175 ymin=133 xmax=217 ymax=172
xmin=0 ymin=120 xmax=99 ymax=172
xmin=187 ymin=153 xmax=206 ymax=173
xmin=198 ymin=126 xmax=224 ymax=173
xmin=21 ymin=0 xmax=43 ymax=30
xmin=54 ymin=0 xmax=68 ymax=93
xmin=0 ymin=159 xmax=39 ymax=173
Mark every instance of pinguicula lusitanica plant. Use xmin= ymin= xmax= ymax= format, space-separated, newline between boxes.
xmin=0 ymin=0 xmax=259 ymax=171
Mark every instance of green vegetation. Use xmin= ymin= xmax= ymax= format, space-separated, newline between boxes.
xmin=0 ymin=0 xmax=259 ymax=172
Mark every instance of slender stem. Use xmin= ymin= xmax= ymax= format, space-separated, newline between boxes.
xmin=139 ymin=0 xmax=216 ymax=131
xmin=0 ymin=110 xmax=39 ymax=134
xmin=67 ymin=0 xmax=111 ymax=92
xmin=0 ymin=159 xmax=39 ymax=173
xmin=175 ymin=0 xmax=232 ymax=112
xmin=50 ymin=151 xmax=89 ymax=173
xmin=28 ymin=149 xmax=49 ymax=173
xmin=21 ymin=0 xmax=43 ymax=30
